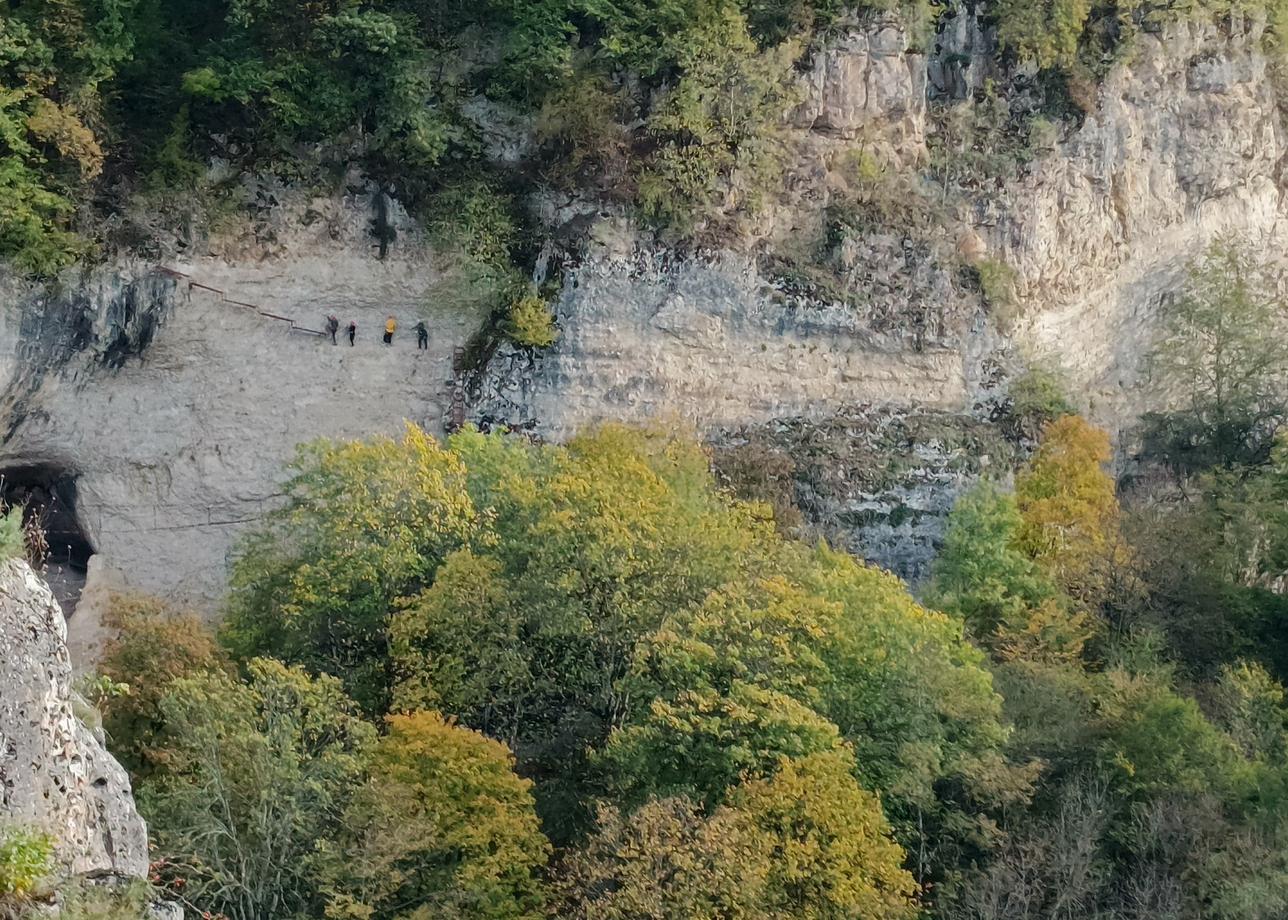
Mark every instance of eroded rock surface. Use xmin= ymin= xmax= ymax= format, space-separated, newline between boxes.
xmin=0 ymin=558 xmax=148 ymax=879
xmin=0 ymin=197 xmax=484 ymax=612
xmin=1 ymin=14 xmax=1284 ymax=607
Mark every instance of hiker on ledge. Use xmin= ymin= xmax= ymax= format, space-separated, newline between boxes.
xmin=347 ymin=320 xmax=356 ymax=346
xmin=415 ymin=321 xmax=428 ymax=351
xmin=384 ymin=315 xmax=396 ymax=345
xmin=326 ymin=315 xmax=339 ymax=345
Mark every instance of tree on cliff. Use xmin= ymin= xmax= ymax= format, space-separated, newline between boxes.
xmin=141 ymin=660 xmax=375 ymax=920
xmin=554 ymin=751 xmax=919 ymax=920
xmin=1142 ymin=236 xmax=1288 ymax=474
xmin=1015 ymin=415 xmax=1131 ymax=608
xmin=0 ymin=0 xmax=134 ymax=273
xmin=95 ymin=593 xmax=234 ymax=777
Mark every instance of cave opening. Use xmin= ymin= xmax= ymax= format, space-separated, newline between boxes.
xmin=0 ymin=463 xmax=94 ymax=615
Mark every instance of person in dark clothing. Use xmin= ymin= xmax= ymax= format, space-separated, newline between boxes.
xmin=347 ymin=320 xmax=356 ymax=346
xmin=415 ymin=320 xmax=428 ymax=351
xmin=326 ymin=315 xmax=339 ymax=345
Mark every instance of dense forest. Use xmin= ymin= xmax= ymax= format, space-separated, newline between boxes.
xmin=1 ymin=236 xmax=1286 ymax=919
xmin=5 ymin=0 xmax=1288 ymax=918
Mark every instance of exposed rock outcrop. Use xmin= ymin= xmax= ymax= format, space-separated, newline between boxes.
xmin=0 ymin=558 xmax=148 ymax=879
xmin=714 ymin=406 xmax=1016 ymax=581
xmin=0 ymin=189 xmax=484 ymax=615
xmin=1 ymin=13 xmax=1284 ymax=604
xmin=473 ymin=16 xmax=1287 ymax=441
xmin=464 ymin=14 xmax=1288 ymax=574
xmin=794 ymin=14 xmax=928 ymax=162
xmin=469 ymin=248 xmax=974 ymax=440
xmin=1006 ymin=16 xmax=1286 ymax=426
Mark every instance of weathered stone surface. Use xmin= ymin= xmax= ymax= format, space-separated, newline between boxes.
xmin=0 ymin=188 xmax=486 ymax=617
xmin=1 ymin=14 xmax=1285 ymax=610
xmin=467 ymin=248 xmax=972 ymax=440
xmin=474 ymin=14 xmax=1288 ymax=443
xmin=1003 ymin=16 xmax=1286 ymax=430
xmin=713 ymin=406 xmax=1017 ymax=582
xmin=795 ymin=15 xmax=928 ymax=162
xmin=0 ymin=558 xmax=148 ymax=879
xmin=928 ymin=2 xmax=997 ymax=100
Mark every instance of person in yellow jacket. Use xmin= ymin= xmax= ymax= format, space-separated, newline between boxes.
xmin=383 ymin=315 xmax=396 ymax=345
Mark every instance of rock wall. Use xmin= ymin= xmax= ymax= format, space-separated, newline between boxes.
xmin=714 ymin=405 xmax=1016 ymax=581
xmin=1 ymin=13 xmax=1285 ymax=615
xmin=1003 ymin=16 xmax=1287 ymax=428
xmin=471 ymin=247 xmax=975 ymax=440
xmin=474 ymin=16 xmax=1288 ymax=441
xmin=0 ymin=189 xmax=486 ymax=622
xmin=467 ymin=14 xmax=1288 ymax=574
xmin=0 ymin=558 xmax=148 ymax=879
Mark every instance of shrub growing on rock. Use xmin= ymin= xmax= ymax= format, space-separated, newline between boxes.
xmin=0 ymin=825 xmax=53 ymax=898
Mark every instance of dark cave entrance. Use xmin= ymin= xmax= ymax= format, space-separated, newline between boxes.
xmin=0 ymin=463 xmax=94 ymax=615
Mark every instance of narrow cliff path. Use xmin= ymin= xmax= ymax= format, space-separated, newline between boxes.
xmin=3 ymin=259 xmax=487 ymax=630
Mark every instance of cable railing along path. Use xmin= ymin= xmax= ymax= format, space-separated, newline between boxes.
xmin=156 ymin=264 xmax=465 ymax=433
xmin=156 ymin=265 xmax=327 ymax=337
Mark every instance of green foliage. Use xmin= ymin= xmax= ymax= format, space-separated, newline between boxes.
xmin=1015 ymin=415 xmax=1127 ymax=605
xmin=390 ymin=424 xmax=782 ymax=836
xmin=231 ymin=421 xmax=1013 ymax=880
xmin=927 ymin=481 xmax=1070 ymax=651
xmin=0 ymin=826 xmax=53 ymax=898
xmin=1213 ymin=661 xmax=1288 ymax=762
xmin=141 ymin=659 xmax=375 ymax=920
xmin=556 ymin=752 xmax=918 ymax=920
xmin=506 ymin=291 xmax=558 ymax=348
xmin=0 ymin=10 xmax=104 ymax=274
xmin=597 ymin=579 xmax=850 ymax=804
xmin=55 ymin=879 xmax=159 ymax=920
xmin=1098 ymin=670 xmax=1242 ymax=801
xmin=1129 ymin=439 xmax=1288 ymax=677
xmin=973 ymin=256 xmax=1020 ymax=328
xmin=636 ymin=15 xmax=802 ymax=237
xmin=1141 ymin=235 xmax=1288 ymax=473
xmin=551 ymin=796 xmax=774 ymax=920
xmin=993 ymin=0 xmax=1093 ymax=68
xmin=730 ymin=751 xmax=919 ymax=919
xmin=224 ymin=424 xmax=477 ymax=712
xmin=534 ymin=67 xmax=630 ymax=185
xmin=96 ymin=592 xmax=233 ymax=776
xmin=179 ymin=4 xmax=452 ymax=169
xmin=134 ymin=413 xmax=1288 ymax=918
xmin=318 ymin=711 xmax=549 ymax=920
xmin=144 ymin=105 xmax=205 ymax=191
xmin=0 ymin=507 xmax=26 ymax=562
xmin=426 ymin=180 xmax=521 ymax=275
xmin=1008 ymin=364 xmax=1075 ymax=437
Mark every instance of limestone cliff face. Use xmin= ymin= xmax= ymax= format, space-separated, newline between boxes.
xmin=0 ymin=14 xmax=1284 ymax=615
xmin=1005 ymin=16 xmax=1285 ymax=426
xmin=472 ymin=15 xmax=1287 ymax=440
xmin=0 ymin=558 xmax=148 ymax=879
xmin=465 ymin=14 xmax=1287 ymax=577
xmin=0 ymin=189 xmax=482 ymax=618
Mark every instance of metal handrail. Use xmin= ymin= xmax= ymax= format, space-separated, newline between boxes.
xmin=156 ymin=266 xmax=327 ymax=336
